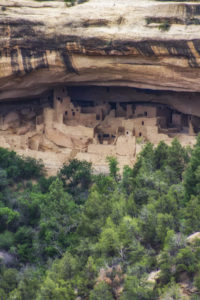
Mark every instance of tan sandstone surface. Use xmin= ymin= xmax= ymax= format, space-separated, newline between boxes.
xmin=1 ymin=0 xmax=200 ymax=100
xmin=0 ymin=0 xmax=200 ymax=174
xmin=0 ymin=87 xmax=197 ymax=175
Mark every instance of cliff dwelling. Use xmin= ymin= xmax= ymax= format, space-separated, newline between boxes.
xmin=2 ymin=0 xmax=200 ymax=176
xmin=0 ymin=86 xmax=198 ymax=175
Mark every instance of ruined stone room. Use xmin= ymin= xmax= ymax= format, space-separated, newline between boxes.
xmin=0 ymin=85 xmax=199 ymax=174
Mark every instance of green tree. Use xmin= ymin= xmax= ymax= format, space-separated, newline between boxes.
xmin=37 ymin=277 xmax=74 ymax=300
xmin=139 ymin=203 xmax=157 ymax=246
xmin=0 ymin=268 xmax=19 ymax=295
xmin=59 ymin=159 xmax=92 ymax=197
xmin=0 ymin=168 xmax=8 ymax=190
xmin=106 ymin=156 xmax=119 ymax=180
xmin=15 ymin=226 xmax=35 ymax=262
xmin=0 ymin=289 xmax=6 ymax=300
xmin=184 ymin=196 xmax=200 ymax=234
xmin=155 ymin=213 xmax=174 ymax=245
xmin=167 ymin=138 xmax=189 ymax=182
xmin=184 ymin=134 xmax=200 ymax=198
xmin=78 ymin=182 xmax=116 ymax=237
xmin=89 ymin=282 xmax=114 ymax=300
xmin=163 ymin=230 xmax=186 ymax=256
xmin=121 ymin=275 xmax=155 ymax=300
xmin=175 ymin=247 xmax=198 ymax=276
xmin=0 ymin=148 xmax=44 ymax=181
xmin=98 ymin=218 xmax=120 ymax=257
xmin=9 ymin=268 xmax=42 ymax=300
xmin=121 ymin=165 xmax=133 ymax=195
xmin=38 ymin=179 xmax=77 ymax=258
xmin=0 ymin=207 xmax=19 ymax=232
xmin=154 ymin=141 xmax=169 ymax=170
xmin=0 ymin=230 xmax=14 ymax=250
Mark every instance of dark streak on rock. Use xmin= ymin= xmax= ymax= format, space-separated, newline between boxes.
xmin=0 ymin=19 xmax=44 ymax=26
xmin=32 ymin=50 xmax=49 ymax=70
xmin=193 ymin=39 xmax=200 ymax=56
xmin=10 ymin=48 xmax=20 ymax=75
xmin=133 ymin=41 xmax=155 ymax=57
xmin=164 ymin=40 xmax=198 ymax=68
xmin=10 ymin=25 xmax=39 ymax=39
xmin=0 ymin=26 xmax=8 ymax=38
xmin=84 ymin=38 xmax=197 ymax=67
xmin=61 ymin=50 xmax=79 ymax=74
xmin=185 ymin=4 xmax=200 ymax=16
xmin=20 ymin=48 xmax=49 ymax=74
xmin=21 ymin=48 xmax=33 ymax=74
xmin=1 ymin=15 xmax=200 ymax=72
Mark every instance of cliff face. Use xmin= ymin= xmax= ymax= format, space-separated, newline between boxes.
xmin=1 ymin=0 xmax=200 ymax=102
xmin=1 ymin=0 xmax=200 ymax=175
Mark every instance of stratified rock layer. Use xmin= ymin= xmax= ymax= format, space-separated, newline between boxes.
xmin=1 ymin=0 xmax=200 ymax=174
xmin=1 ymin=0 xmax=200 ymax=106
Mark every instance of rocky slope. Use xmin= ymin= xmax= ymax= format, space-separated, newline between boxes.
xmin=1 ymin=0 xmax=200 ymax=102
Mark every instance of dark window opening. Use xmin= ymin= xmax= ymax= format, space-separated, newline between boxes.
xmin=72 ymin=112 xmax=75 ymax=116
xmin=139 ymin=132 xmax=142 ymax=137
xmin=144 ymin=111 xmax=147 ymax=116
xmin=169 ymin=111 xmax=173 ymax=124
xmin=65 ymin=111 xmax=68 ymax=116
xmin=142 ymin=121 xmax=144 ymax=125
xmin=112 ymin=135 xmax=116 ymax=138
xmin=118 ymin=126 xmax=125 ymax=134
xmin=57 ymin=97 xmax=61 ymax=101
xmin=103 ymin=134 xmax=110 ymax=138
xmin=126 ymin=131 xmax=129 ymax=135
xmin=110 ymin=102 xmax=116 ymax=110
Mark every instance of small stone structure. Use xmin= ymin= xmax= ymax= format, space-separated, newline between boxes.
xmin=0 ymin=87 xmax=198 ymax=175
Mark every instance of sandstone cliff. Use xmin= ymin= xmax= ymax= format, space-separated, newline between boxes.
xmin=1 ymin=0 xmax=200 ymax=175
xmin=1 ymin=0 xmax=200 ymax=102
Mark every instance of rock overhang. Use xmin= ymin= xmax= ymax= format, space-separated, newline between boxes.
xmin=1 ymin=0 xmax=200 ymax=113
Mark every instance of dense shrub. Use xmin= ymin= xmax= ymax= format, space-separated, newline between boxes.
xmin=0 ymin=148 xmax=44 ymax=181
xmin=0 ymin=137 xmax=200 ymax=298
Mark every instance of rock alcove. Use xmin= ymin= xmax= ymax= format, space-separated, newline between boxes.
xmin=1 ymin=0 xmax=200 ymax=173
xmin=0 ymin=85 xmax=198 ymax=175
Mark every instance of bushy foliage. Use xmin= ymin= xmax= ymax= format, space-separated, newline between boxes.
xmin=0 ymin=148 xmax=44 ymax=181
xmin=0 ymin=138 xmax=200 ymax=299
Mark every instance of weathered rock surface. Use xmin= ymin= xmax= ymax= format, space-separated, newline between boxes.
xmin=186 ymin=232 xmax=200 ymax=244
xmin=0 ymin=251 xmax=16 ymax=265
xmin=1 ymin=0 xmax=200 ymax=174
xmin=1 ymin=0 xmax=200 ymax=106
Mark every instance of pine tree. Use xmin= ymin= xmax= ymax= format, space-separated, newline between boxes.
xmin=184 ymin=134 xmax=200 ymax=199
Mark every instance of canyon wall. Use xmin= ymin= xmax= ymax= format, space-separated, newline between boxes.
xmin=1 ymin=1 xmax=200 ymax=106
xmin=1 ymin=0 xmax=200 ymax=174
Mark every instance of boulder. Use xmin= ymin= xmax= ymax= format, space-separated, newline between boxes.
xmin=186 ymin=232 xmax=200 ymax=244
